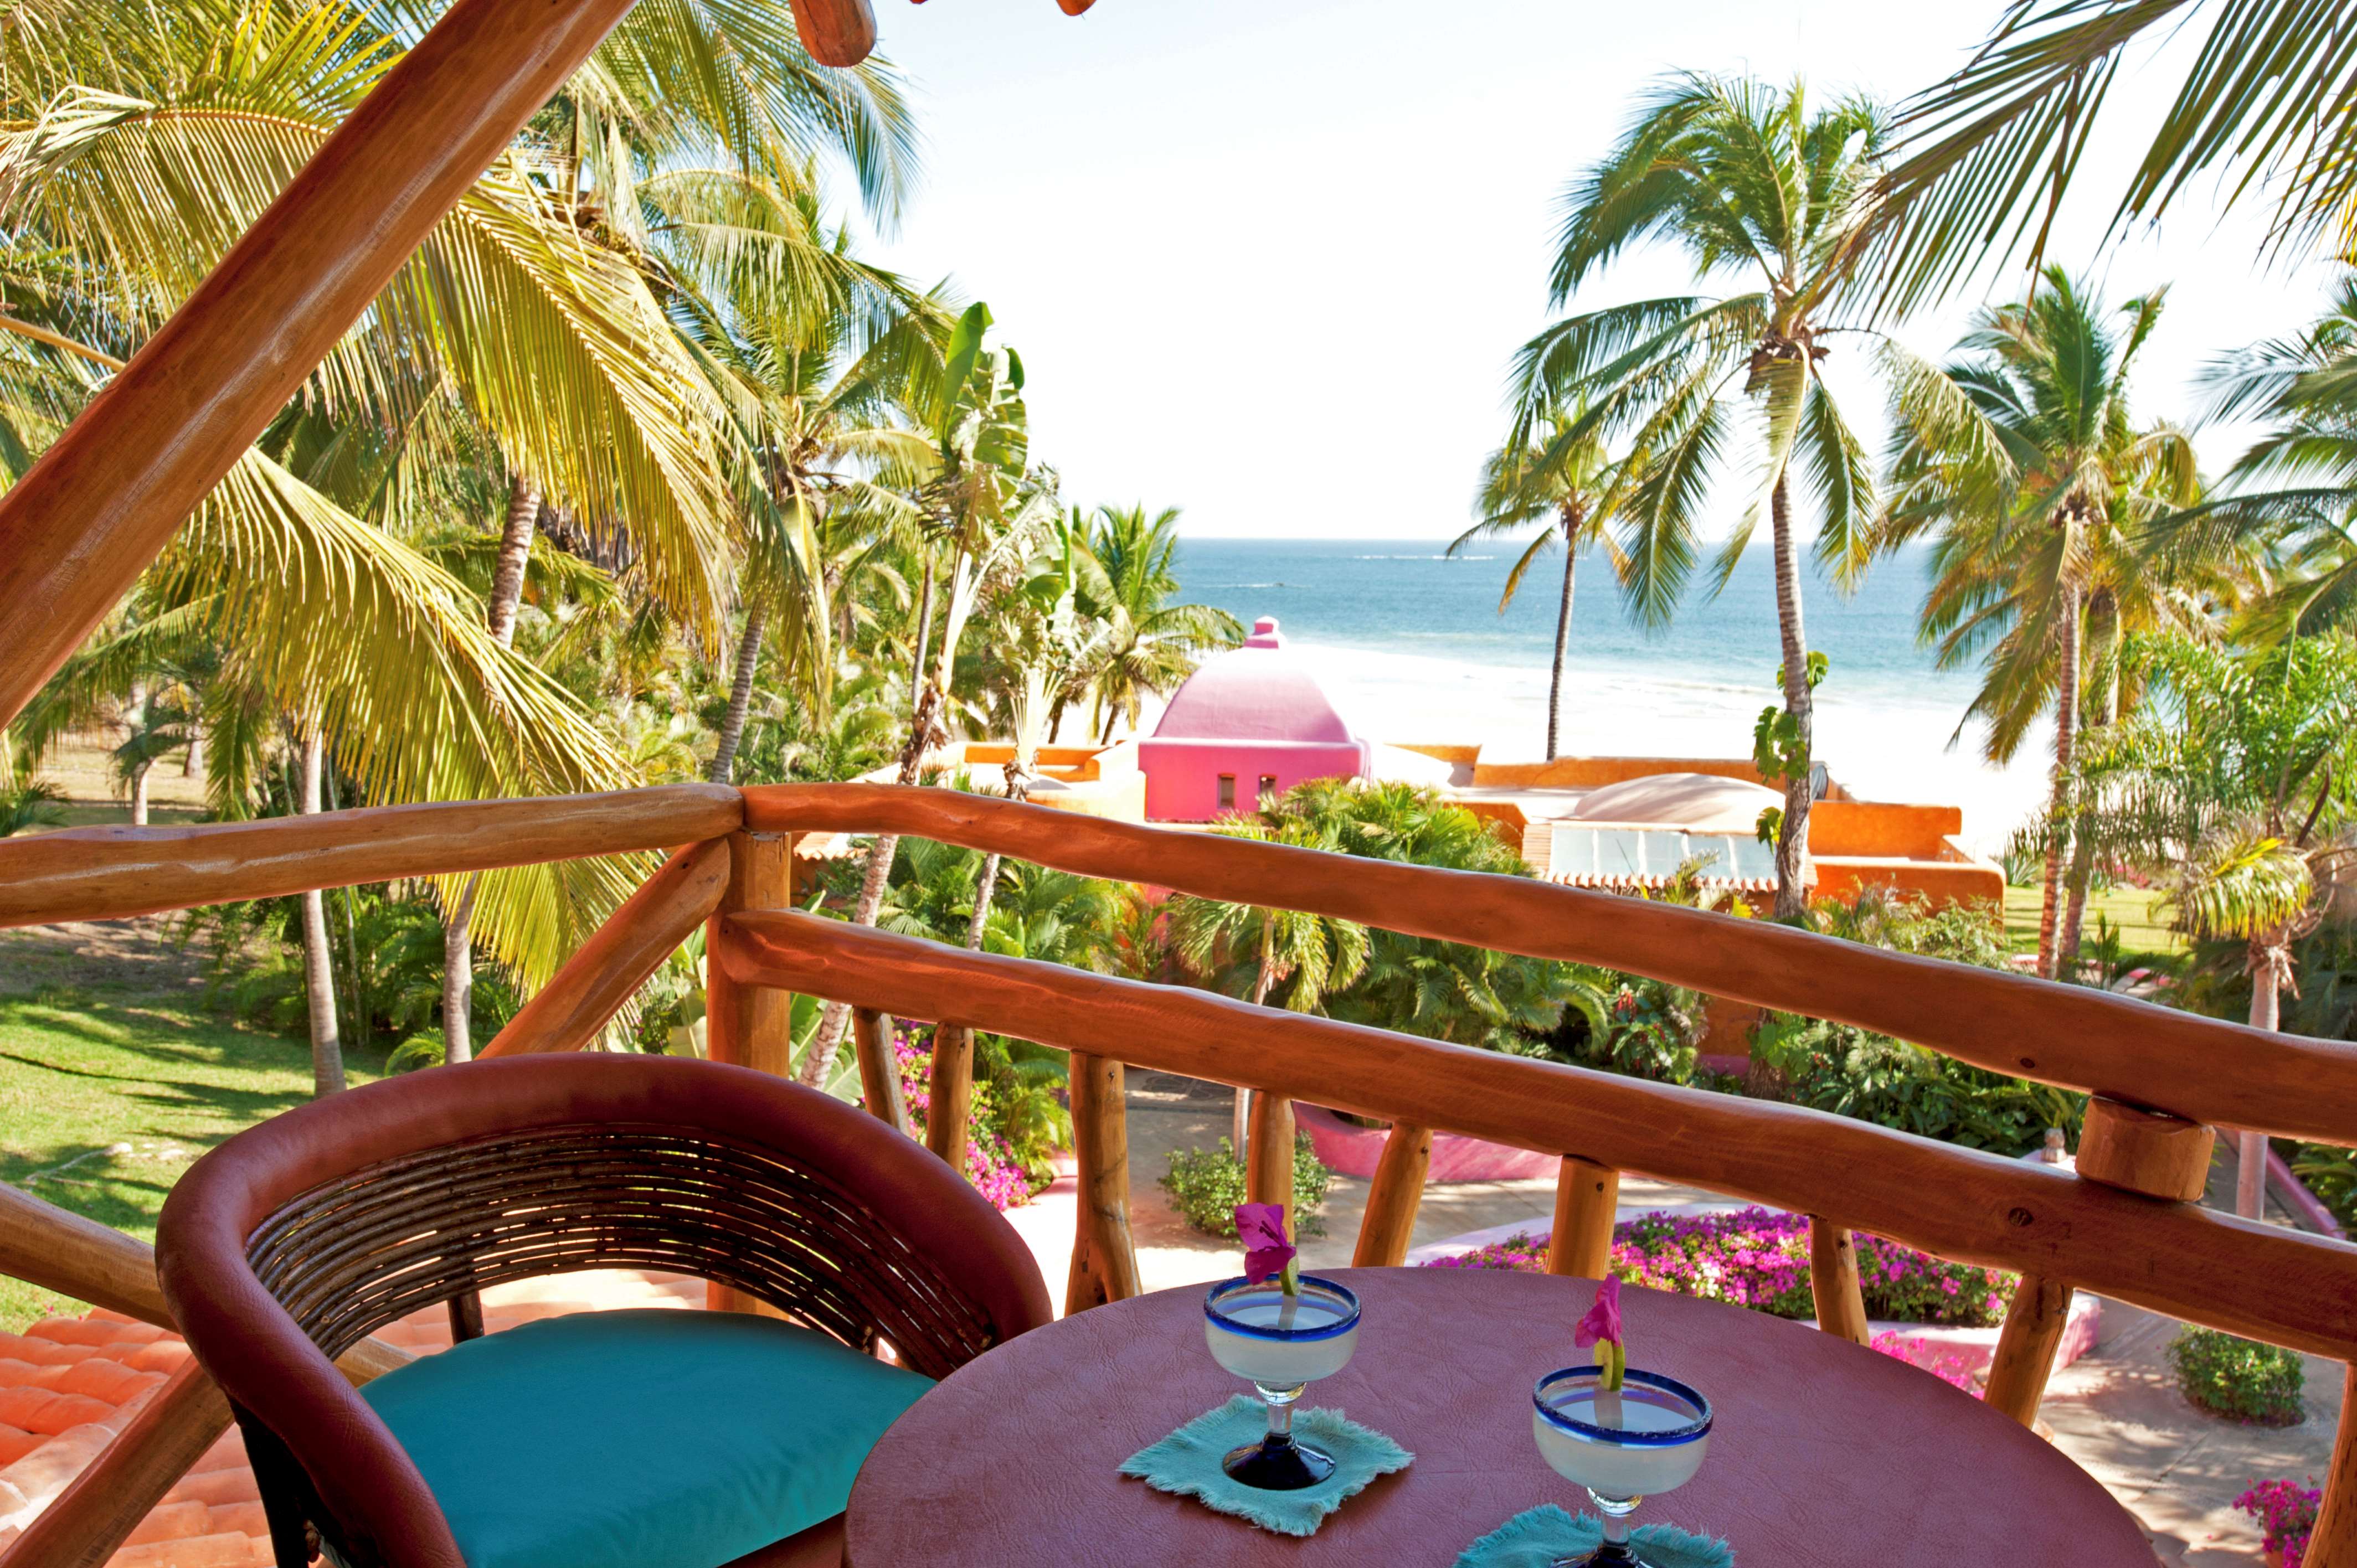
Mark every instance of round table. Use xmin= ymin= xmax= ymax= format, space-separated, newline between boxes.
xmin=846 ymin=1268 xmax=2154 ymax=1566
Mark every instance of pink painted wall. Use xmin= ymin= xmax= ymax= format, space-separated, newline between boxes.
xmin=1141 ymin=616 xmax=1374 ymax=820
xmin=1139 ymin=737 xmax=1372 ymax=821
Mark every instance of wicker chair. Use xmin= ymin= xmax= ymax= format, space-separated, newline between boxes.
xmin=156 ymin=1055 xmax=1053 ymax=1568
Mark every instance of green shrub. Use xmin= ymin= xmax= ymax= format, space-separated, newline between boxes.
xmin=1159 ymin=1136 xmax=1331 ymax=1239
xmin=2169 ymin=1326 xmax=2305 ymax=1425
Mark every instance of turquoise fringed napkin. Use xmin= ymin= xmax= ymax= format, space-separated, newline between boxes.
xmin=1455 ymin=1504 xmax=1733 ymax=1567
xmin=1118 ymin=1395 xmax=1413 ymax=1536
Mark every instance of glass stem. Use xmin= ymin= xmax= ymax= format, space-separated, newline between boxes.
xmin=1259 ymin=1381 xmax=1304 ymax=1447
xmin=1592 ymin=1491 xmax=1638 ymax=1543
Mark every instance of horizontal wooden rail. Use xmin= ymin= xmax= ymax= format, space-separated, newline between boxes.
xmin=718 ymin=908 xmax=2357 ymax=1361
xmin=0 ymin=785 xmax=742 ymax=929
xmin=742 ymin=785 xmax=2357 ymax=1142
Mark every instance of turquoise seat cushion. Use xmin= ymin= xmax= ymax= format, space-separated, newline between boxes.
xmin=358 ymin=1307 xmax=933 ymax=1568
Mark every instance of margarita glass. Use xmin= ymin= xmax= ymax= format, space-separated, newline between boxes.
xmin=1531 ymin=1366 xmax=1713 ymax=1566
xmin=1202 ymin=1273 xmax=1361 ymax=1489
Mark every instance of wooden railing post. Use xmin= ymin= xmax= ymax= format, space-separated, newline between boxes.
xmin=2311 ymin=1365 xmax=2357 ymax=1568
xmin=1808 ymin=1217 xmax=1872 ymax=1345
xmin=706 ymin=831 xmax=795 ymax=1077
xmin=1246 ymin=1090 xmax=1296 ymax=1212
xmin=1351 ymin=1121 xmax=1433 ymax=1267
xmin=1065 ymin=1051 xmax=1141 ymax=1313
xmin=707 ymin=829 xmax=794 ymax=1316
xmin=1985 ymin=1097 xmax=2217 ymax=1428
xmin=853 ymin=1007 xmax=912 ymax=1135
xmin=1546 ymin=1156 xmax=1619 ymax=1280
xmin=926 ymin=1025 xmax=976 ymax=1176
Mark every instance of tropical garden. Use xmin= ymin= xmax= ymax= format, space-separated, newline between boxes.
xmin=3 ymin=9 xmax=2357 ymax=1494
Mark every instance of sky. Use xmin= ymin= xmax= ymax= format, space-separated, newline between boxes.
xmin=848 ymin=0 xmax=2341 ymax=541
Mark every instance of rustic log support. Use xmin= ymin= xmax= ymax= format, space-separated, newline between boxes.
xmin=480 ymin=838 xmax=732 ymax=1058
xmin=705 ymin=832 xmax=796 ymax=1079
xmin=1808 ymin=1218 xmax=1872 ymax=1345
xmin=852 ymin=1007 xmax=912 ymax=1135
xmin=0 ymin=0 xmax=646 ymax=728
xmin=1351 ymin=1122 xmax=1433 ymax=1267
xmin=785 ymin=0 xmax=877 ymax=65
xmin=1984 ymin=1272 xmax=2074 ymax=1427
xmin=0 ymin=786 xmax=742 ymax=929
xmin=927 ymin=1025 xmax=976 ymax=1177
xmin=2076 ymin=1096 xmax=2213 ymax=1201
xmin=739 ymin=785 xmax=2346 ymax=1142
xmin=1546 ymin=1156 xmax=1619 ymax=1280
xmin=1065 ymin=1051 xmax=1141 ymax=1313
xmin=1246 ymin=1091 xmax=1296 ymax=1213
xmin=2312 ymin=1366 xmax=2357 ymax=1568
xmin=719 ymin=907 xmax=2357 ymax=1360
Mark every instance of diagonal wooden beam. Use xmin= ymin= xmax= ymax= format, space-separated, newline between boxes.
xmin=479 ymin=837 xmax=733 ymax=1058
xmin=0 ymin=0 xmax=644 ymax=727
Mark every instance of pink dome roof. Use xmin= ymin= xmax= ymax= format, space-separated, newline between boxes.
xmin=1152 ymin=617 xmax=1360 ymax=744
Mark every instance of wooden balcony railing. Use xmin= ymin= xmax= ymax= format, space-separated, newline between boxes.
xmin=3 ymin=781 xmax=2355 ymax=1566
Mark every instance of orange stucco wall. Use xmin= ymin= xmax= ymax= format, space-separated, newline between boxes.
xmin=1469 ymin=756 xmax=1772 ymax=790
xmin=1809 ymin=799 xmax=1965 ymax=858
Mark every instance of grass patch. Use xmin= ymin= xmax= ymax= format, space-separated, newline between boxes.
xmin=2002 ymin=884 xmax=2184 ymax=970
xmin=0 ymin=939 xmax=382 ymax=1330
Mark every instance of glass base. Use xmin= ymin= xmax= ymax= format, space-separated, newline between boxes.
xmin=1220 ymin=1434 xmax=1336 ymax=1490
xmin=1552 ymin=1545 xmax=1641 ymax=1568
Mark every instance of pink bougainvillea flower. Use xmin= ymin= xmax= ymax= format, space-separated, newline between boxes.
xmin=1235 ymin=1203 xmax=1298 ymax=1293
xmin=1575 ymin=1276 xmax=1627 ymax=1390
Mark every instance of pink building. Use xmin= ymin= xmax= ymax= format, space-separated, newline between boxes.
xmin=1140 ymin=617 xmax=1373 ymax=821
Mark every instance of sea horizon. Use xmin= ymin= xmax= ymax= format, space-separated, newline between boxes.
xmin=1166 ymin=537 xmax=2052 ymax=854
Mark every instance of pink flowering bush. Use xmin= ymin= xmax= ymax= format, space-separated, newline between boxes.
xmin=2236 ymin=1479 xmax=2320 ymax=1567
xmin=889 ymin=1025 xmax=1036 ymax=1212
xmin=1870 ymin=1330 xmax=1981 ymax=1395
xmin=1422 ymin=1207 xmax=2015 ymax=1328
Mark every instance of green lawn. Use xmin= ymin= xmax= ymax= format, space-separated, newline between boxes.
xmin=2001 ymin=884 xmax=2185 ymax=971
xmin=0 ymin=929 xmax=382 ymax=1330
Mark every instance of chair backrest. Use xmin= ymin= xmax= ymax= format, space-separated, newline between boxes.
xmin=158 ymin=1055 xmax=1053 ymax=1568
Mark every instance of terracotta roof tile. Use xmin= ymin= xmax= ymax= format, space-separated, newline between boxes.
xmin=0 ymin=1426 xmax=40 ymax=1467
xmin=0 ymin=1388 xmax=119 ymax=1436
xmin=122 ymin=1501 xmax=210 ymax=1546
xmin=159 ymin=1471 xmax=258 ymax=1509
xmin=202 ymin=1502 xmax=267 ymax=1539
xmin=107 ymin=1529 xmax=261 ymax=1568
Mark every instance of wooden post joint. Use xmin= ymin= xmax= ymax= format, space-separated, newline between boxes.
xmin=2076 ymin=1096 xmax=2213 ymax=1203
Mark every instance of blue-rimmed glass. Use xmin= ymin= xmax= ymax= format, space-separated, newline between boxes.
xmin=1202 ymin=1275 xmax=1361 ymax=1489
xmin=1530 ymin=1366 xmax=1713 ymax=1566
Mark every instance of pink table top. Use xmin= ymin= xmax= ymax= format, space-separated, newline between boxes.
xmin=846 ymin=1267 xmax=2154 ymax=1566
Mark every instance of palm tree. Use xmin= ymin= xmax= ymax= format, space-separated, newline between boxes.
xmin=1872 ymin=0 xmax=2357 ymax=313
xmin=1877 ymin=269 xmax=2207 ymax=976
xmin=1167 ymin=813 xmax=1371 ymax=1146
xmin=1451 ymin=408 xmax=1635 ymax=760
xmin=2175 ymin=276 xmax=2357 ymax=644
xmin=2067 ymin=633 xmax=2357 ymax=1217
xmin=1075 ymin=504 xmax=1242 ymax=743
xmin=1514 ymin=75 xmax=1888 ymax=918
xmin=801 ymin=303 xmax=1061 ymax=1086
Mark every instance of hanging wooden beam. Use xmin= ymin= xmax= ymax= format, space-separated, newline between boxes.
xmin=1065 ymin=1050 xmax=1141 ymax=1312
xmin=1546 ymin=1156 xmax=1619 ymax=1280
xmin=1808 ymin=1218 xmax=1872 ymax=1345
xmin=852 ymin=1008 xmax=912 ymax=1134
xmin=0 ymin=0 xmax=644 ymax=728
xmin=480 ymin=838 xmax=733 ymax=1058
xmin=786 ymin=0 xmax=877 ymax=66
xmin=1351 ymin=1121 xmax=1432 ymax=1267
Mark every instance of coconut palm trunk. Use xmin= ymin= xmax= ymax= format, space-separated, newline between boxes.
xmin=804 ymin=559 xmax=941 ymax=1085
xmin=2057 ymin=597 xmax=2117 ymax=976
xmin=2239 ymin=944 xmax=2286 ymax=1220
xmin=1546 ymin=509 xmax=1579 ymax=762
xmin=1769 ymin=474 xmax=1814 ymax=921
xmin=706 ymin=602 xmax=768 ymax=785
xmin=297 ymin=724 xmax=347 ymax=1097
xmin=442 ymin=472 xmax=539 ymax=1065
xmin=2036 ymin=577 xmax=2082 ymax=979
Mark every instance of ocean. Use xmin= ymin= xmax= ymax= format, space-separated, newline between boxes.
xmin=1166 ymin=538 xmax=2050 ymax=853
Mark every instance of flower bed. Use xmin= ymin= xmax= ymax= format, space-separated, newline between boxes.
xmin=1423 ymin=1206 xmax=2014 ymax=1326
xmin=890 ymin=1025 xmax=1034 ymax=1211
xmin=2237 ymin=1479 xmax=2320 ymax=1567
